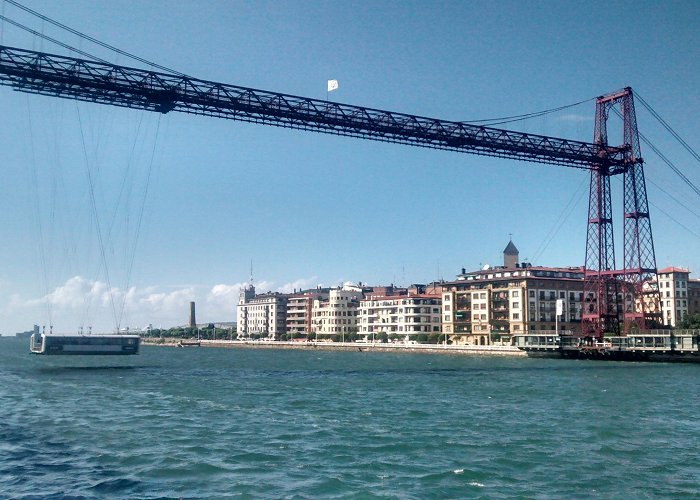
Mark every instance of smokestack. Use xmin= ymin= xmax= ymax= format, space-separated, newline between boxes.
xmin=189 ymin=301 xmax=196 ymax=328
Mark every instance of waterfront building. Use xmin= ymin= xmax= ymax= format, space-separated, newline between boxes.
xmin=358 ymin=291 xmax=441 ymax=341
xmin=236 ymin=284 xmax=288 ymax=339
xmin=689 ymin=279 xmax=700 ymax=317
xmin=441 ymin=241 xmax=584 ymax=345
xmin=286 ymin=288 xmax=330 ymax=338
xmin=311 ymin=283 xmax=363 ymax=339
xmin=657 ymin=267 xmax=691 ymax=326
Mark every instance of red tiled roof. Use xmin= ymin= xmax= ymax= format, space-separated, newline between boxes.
xmin=658 ymin=266 xmax=690 ymax=274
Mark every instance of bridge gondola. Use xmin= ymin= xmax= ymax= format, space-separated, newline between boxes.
xmin=30 ymin=333 xmax=140 ymax=355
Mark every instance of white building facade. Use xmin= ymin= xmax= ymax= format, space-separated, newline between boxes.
xmin=236 ymin=284 xmax=288 ymax=339
xmin=311 ymin=284 xmax=363 ymax=338
xmin=358 ymin=293 xmax=441 ymax=340
xmin=657 ymin=267 xmax=691 ymax=327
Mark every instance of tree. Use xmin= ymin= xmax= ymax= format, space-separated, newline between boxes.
xmin=677 ymin=313 xmax=700 ymax=329
xmin=427 ymin=332 xmax=441 ymax=344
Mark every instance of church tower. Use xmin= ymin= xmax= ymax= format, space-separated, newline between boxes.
xmin=503 ymin=239 xmax=519 ymax=268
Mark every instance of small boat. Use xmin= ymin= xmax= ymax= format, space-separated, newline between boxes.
xmin=177 ymin=340 xmax=201 ymax=347
xmin=30 ymin=333 xmax=140 ymax=355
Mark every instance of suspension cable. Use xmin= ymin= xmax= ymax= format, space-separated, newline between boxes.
xmin=118 ymin=114 xmax=161 ymax=327
xmin=76 ymin=102 xmax=119 ymax=331
xmin=531 ymin=177 xmax=588 ymax=263
xmin=25 ymin=96 xmax=53 ymax=327
xmin=4 ymin=0 xmax=186 ymax=75
xmin=635 ymin=90 xmax=700 ymax=165
xmin=611 ymin=108 xmax=700 ymax=200
xmin=462 ymin=97 xmax=595 ymax=126
xmin=0 ymin=14 xmax=110 ymax=63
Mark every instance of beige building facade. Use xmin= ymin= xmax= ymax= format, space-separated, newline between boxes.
xmin=286 ymin=289 xmax=330 ymax=337
xmin=442 ymin=265 xmax=584 ymax=345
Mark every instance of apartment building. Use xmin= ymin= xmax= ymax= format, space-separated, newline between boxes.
xmin=358 ymin=292 xmax=441 ymax=340
xmin=689 ymin=279 xmax=700 ymax=317
xmin=236 ymin=284 xmax=288 ymax=339
xmin=657 ymin=267 xmax=692 ymax=326
xmin=311 ymin=284 xmax=363 ymax=338
xmin=286 ymin=288 xmax=330 ymax=337
xmin=442 ymin=241 xmax=583 ymax=345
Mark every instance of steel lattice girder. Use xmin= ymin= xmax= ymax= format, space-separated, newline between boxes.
xmin=0 ymin=45 xmax=628 ymax=169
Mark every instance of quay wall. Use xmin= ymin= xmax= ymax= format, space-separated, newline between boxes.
xmin=141 ymin=338 xmax=526 ymax=357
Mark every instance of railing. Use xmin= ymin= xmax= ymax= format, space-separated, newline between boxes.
xmin=513 ymin=331 xmax=700 ymax=354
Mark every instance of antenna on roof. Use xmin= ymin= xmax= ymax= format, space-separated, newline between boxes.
xmin=250 ymin=259 xmax=254 ymax=286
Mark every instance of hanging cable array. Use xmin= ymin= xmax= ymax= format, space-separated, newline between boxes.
xmin=1 ymin=1 xmax=164 ymax=332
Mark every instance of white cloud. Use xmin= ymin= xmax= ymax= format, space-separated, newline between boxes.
xmin=277 ymin=276 xmax=319 ymax=293
xmin=1 ymin=275 xmax=321 ymax=334
xmin=558 ymin=114 xmax=593 ymax=123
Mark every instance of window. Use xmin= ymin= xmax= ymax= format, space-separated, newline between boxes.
xmin=512 ymin=302 xmax=520 ymax=309
xmin=512 ymin=291 xmax=519 ymax=298
xmin=480 ymin=293 xmax=486 ymax=299
xmin=529 ymin=290 xmax=535 ymax=298
xmin=481 ymin=314 xmax=487 ymax=320
xmin=512 ymin=313 xmax=520 ymax=320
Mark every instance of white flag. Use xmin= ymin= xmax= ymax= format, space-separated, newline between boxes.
xmin=327 ymin=79 xmax=338 ymax=92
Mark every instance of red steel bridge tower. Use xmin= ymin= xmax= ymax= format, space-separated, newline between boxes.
xmin=0 ymin=46 xmax=663 ymax=337
xmin=583 ymin=88 xmax=661 ymax=338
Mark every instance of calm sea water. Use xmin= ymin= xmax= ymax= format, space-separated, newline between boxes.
xmin=1 ymin=337 xmax=699 ymax=499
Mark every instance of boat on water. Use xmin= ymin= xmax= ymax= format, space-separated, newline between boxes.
xmin=178 ymin=340 xmax=200 ymax=347
xmin=30 ymin=333 xmax=141 ymax=355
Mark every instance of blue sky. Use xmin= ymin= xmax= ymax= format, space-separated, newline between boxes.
xmin=0 ymin=0 xmax=698 ymax=334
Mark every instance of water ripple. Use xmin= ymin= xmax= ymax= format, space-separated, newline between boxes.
xmin=2 ymin=339 xmax=700 ymax=497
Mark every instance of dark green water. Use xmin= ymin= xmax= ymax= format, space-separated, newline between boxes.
xmin=1 ymin=337 xmax=699 ymax=498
